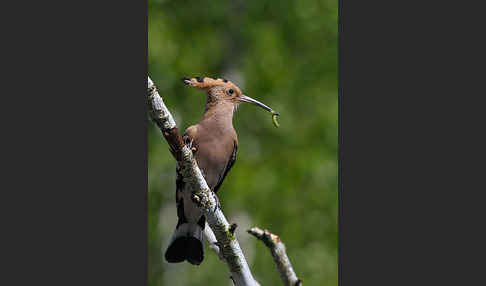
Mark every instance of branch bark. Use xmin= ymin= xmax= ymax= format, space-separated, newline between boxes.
xmin=248 ymin=227 xmax=302 ymax=286
xmin=148 ymin=76 xmax=258 ymax=286
xmin=203 ymin=222 xmax=223 ymax=260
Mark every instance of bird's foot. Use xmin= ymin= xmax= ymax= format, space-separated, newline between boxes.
xmin=185 ymin=138 xmax=197 ymax=153
xmin=187 ymin=139 xmax=196 ymax=152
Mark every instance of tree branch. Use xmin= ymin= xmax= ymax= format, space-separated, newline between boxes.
xmin=203 ymin=222 xmax=223 ymax=260
xmin=148 ymin=76 xmax=259 ymax=286
xmin=248 ymin=227 xmax=302 ymax=286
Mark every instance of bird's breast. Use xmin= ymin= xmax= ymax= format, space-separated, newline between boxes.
xmin=194 ymin=138 xmax=234 ymax=190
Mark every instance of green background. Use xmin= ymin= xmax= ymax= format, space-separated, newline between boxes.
xmin=149 ymin=0 xmax=338 ymax=285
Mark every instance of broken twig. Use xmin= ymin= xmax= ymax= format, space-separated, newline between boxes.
xmin=248 ymin=227 xmax=301 ymax=286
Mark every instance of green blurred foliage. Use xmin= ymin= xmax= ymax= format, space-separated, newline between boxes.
xmin=149 ymin=0 xmax=337 ymax=285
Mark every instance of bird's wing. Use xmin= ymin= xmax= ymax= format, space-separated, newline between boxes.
xmin=175 ymin=167 xmax=187 ymax=227
xmin=213 ymin=141 xmax=238 ymax=193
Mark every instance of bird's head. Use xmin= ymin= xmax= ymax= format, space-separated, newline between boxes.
xmin=182 ymin=76 xmax=274 ymax=112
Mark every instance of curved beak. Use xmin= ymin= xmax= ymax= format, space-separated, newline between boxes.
xmin=240 ymin=95 xmax=274 ymax=113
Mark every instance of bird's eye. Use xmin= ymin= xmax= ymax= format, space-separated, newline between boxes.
xmin=228 ymin=89 xmax=234 ymax=95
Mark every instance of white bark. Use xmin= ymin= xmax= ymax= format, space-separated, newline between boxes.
xmin=204 ymin=222 xmax=224 ymax=260
xmin=148 ymin=77 xmax=176 ymax=130
xmin=148 ymin=76 xmax=258 ymax=286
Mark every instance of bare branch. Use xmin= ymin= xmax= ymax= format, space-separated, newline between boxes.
xmin=148 ymin=76 xmax=258 ymax=286
xmin=203 ymin=222 xmax=223 ymax=260
xmin=248 ymin=227 xmax=302 ymax=286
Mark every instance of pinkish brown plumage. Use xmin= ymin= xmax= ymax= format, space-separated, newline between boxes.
xmin=165 ymin=76 xmax=275 ymax=265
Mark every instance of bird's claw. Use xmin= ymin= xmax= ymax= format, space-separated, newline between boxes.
xmin=185 ymin=137 xmax=197 ymax=153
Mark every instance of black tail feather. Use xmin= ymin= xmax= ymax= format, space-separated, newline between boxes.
xmin=164 ymin=237 xmax=187 ymax=263
xmin=186 ymin=237 xmax=204 ymax=265
xmin=165 ymin=237 xmax=204 ymax=265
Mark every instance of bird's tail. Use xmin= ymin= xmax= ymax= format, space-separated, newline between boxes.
xmin=164 ymin=222 xmax=204 ymax=265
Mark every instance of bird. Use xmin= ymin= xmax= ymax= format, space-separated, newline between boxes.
xmin=164 ymin=76 xmax=275 ymax=265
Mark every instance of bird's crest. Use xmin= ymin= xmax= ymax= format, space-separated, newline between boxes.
xmin=182 ymin=76 xmax=243 ymax=96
